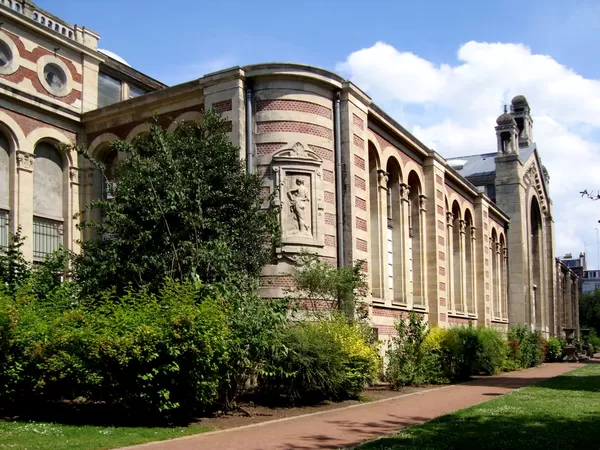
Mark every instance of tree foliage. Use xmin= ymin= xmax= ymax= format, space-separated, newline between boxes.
xmin=73 ymin=110 xmax=280 ymax=296
xmin=580 ymin=291 xmax=600 ymax=335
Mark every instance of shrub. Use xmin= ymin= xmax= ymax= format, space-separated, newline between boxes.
xmin=386 ymin=312 xmax=433 ymax=387
xmin=260 ymin=315 xmax=379 ymax=402
xmin=0 ymin=279 xmax=229 ymax=419
xmin=506 ymin=325 xmax=544 ymax=369
xmin=546 ymin=337 xmax=563 ymax=362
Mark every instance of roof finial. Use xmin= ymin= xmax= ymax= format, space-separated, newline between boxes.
xmin=503 ymin=104 xmax=508 ymax=113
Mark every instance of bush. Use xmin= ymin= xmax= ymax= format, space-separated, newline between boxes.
xmin=386 ymin=312 xmax=430 ymax=387
xmin=546 ymin=337 xmax=563 ymax=362
xmin=441 ymin=325 xmax=505 ymax=379
xmin=0 ymin=279 xmax=229 ymax=419
xmin=260 ymin=315 xmax=379 ymax=402
xmin=506 ymin=325 xmax=544 ymax=369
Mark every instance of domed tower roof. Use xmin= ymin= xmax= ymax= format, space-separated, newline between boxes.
xmin=511 ymin=95 xmax=529 ymax=107
xmin=496 ymin=105 xmax=516 ymax=126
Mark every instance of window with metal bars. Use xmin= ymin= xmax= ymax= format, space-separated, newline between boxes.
xmin=33 ymin=217 xmax=63 ymax=260
xmin=0 ymin=210 xmax=8 ymax=249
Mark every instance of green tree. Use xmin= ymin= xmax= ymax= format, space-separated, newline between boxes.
xmin=290 ymin=252 xmax=368 ymax=318
xmin=0 ymin=228 xmax=30 ymax=295
xmin=580 ymin=291 xmax=600 ymax=335
xmin=73 ymin=110 xmax=280 ymax=297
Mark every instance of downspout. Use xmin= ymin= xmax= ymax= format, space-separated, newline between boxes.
xmin=245 ymin=83 xmax=253 ymax=173
xmin=334 ymin=92 xmax=344 ymax=268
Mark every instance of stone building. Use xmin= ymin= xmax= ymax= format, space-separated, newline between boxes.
xmin=0 ymin=2 xmax=578 ymax=337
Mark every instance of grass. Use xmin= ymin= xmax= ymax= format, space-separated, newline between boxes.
xmin=0 ymin=420 xmax=212 ymax=449
xmin=356 ymin=363 xmax=600 ymax=450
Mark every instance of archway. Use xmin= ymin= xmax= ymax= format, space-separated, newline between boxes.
xmin=407 ymin=171 xmax=424 ymax=307
xmin=530 ymin=196 xmax=543 ymax=329
xmin=464 ymin=209 xmax=475 ymax=315
xmin=368 ymin=142 xmax=383 ymax=299
xmin=386 ymin=157 xmax=404 ymax=304
xmin=451 ymin=201 xmax=463 ymax=312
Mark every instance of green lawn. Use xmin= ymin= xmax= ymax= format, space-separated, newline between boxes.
xmin=0 ymin=420 xmax=212 ymax=449
xmin=356 ymin=363 xmax=600 ymax=450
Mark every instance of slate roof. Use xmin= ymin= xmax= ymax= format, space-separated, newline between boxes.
xmin=448 ymin=144 xmax=537 ymax=178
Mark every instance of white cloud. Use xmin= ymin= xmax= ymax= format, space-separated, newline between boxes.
xmin=337 ymin=41 xmax=600 ymax=268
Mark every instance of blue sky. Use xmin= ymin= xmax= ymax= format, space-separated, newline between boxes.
xmin=39 ymin=0 xmax=600 ymax=268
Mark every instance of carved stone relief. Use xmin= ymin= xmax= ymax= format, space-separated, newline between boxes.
xmin=271 ymin=142 xmax=324 ymax=253
xmin=16 ymin=151 xmax=34 ymax=172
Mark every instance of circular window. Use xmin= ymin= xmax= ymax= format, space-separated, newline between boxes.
xmin=43 ymin=63 xmax=67 ymax=93
xmin=0 ymin=41 xmax=12 ymax=68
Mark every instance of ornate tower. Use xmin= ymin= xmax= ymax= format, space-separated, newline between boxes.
xmin=510 ymin=95 xmax=533 ymax=147
xmin=495 ymin=106 xmax=519 ymax=155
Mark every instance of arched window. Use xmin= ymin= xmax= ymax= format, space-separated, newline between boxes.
xmin=531 ymin=196 xmax=543 ymax=329
xmin=500 ymin=233 xmax=508 ymax=319
xmin=491 ymin=229 xmax=499 ymax=319
xmin=33 ymin=142 xmax=64 ymax=261
xmin=408 ymin=171 xmax=424 ymax=307
xmin=386 ymin=158 xmax=404 ymax=304
xmin=368 ymin=142 xmax=383 ymax=299
xmin=0 ymin=131 xmax=10 ymax=248
xmin=452 ymin=201 xmax=463 ymax=312
xmin=464 ymin=210 xmax=475 ymax=315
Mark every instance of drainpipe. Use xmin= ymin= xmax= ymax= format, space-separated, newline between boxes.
xmin=245 ymin=83 xmax=253 ymax=173
xmin=334 ymin=92 xmax=344 ymax=268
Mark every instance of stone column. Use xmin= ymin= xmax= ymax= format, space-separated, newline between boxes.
xmin=446 ymin=211 xmax=454 ymax=311
xmin=503 ymin=247 xmax=509 ymax=319
xmin=400 ymin=182 xmax=411 ymax=305
xmin=68 ymin=166 xmax=82 ymax=254
xmin=16 ymin=150 xmax=34 ymax=260
xmin=495 ymin=242 xmax=502 ymax=319
xmin=469 ymin=226 xmax=477 ymax=316
xmin=458 ymin=219 xmax=467 ymax=313
xmin=377 ymin=170 xmax=390 ymax=302
xmin=417 ymin=194 xmax=427 ymax=308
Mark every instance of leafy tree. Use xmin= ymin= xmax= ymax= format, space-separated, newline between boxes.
xmin=580 ymin=291 xmax=600 ymax=335
xmin=290 ymin=252 xmax=368 ymax=318
xmin=0 ymin=228 xmax=30 ymax=295
xmin=73 ymin=110 xmax=280 ymax=297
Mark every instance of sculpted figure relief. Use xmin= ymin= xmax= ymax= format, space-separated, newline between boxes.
xmin=287 ymin=177 xmax=311 ymax=235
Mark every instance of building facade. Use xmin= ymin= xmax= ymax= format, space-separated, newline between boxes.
xmin=0 ymin=2 xmax=578 ymax=337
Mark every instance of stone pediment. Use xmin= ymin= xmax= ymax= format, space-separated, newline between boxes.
xmin=272 ymin=142 xmax=322 ymax=164
xmin=523 ymin=160 xmax=549 ymax=215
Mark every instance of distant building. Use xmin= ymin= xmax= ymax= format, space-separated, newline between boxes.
xmin=582 ymin=270 xmax=600 ymax=294
xmin=560 ymin=253 xmax=586 ymax=293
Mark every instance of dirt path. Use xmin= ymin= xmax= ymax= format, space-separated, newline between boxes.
xmin=120 ymin=362 xmax=580 ymax=450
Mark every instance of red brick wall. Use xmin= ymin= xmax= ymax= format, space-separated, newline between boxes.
xmin=2 ymin=107 xmax=76 ymax=141
xmin=256 ymin=99 xmax=332 ymax=119
xmin=256 ymin=121 xmax=333 ymax=140
xmin=1 ymin=29 xmax=82 ymax=105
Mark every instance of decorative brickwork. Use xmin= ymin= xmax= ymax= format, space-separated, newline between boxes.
xmin=370 ymin=128 xmax=416 ymax=165
xmin=355 ymin=175 xmax=366 ymax=190
xmin=256 ymin=142 xmax=286 ymax=155
xmin=256 ymin=99 xmax=332 ymax=119
xmin=438 ymin=220 xmax=445 ymax=231
xmin=299 ymin=299 xmax=336 ymax=311
xmin=439 ymin=266 xmax=445 ymax=276
xmin=439 ymin=281 xmax=446 ymax=291
xmin=356 ymin=237 xmax=367 ymax=252
xmin=437 ymin=189 xmax=443 ymax=200
xmin=448 ymin=316 xmax=473 ymax=325
xmin=356 ymin=217 xmax=367 ymax=231
xmin=211 ymin=99 xmax=233 ymax=113
xmin=352 ymin=113 xmax=364 ymax=130
xmin=324 ymin=190 xmax=335 ymax=204
xmin=259 ymin=274 xmax=294 ymax=288
xmin=372 ymin=307 xmax=408 ymax=318
xmin=308 ymin=145 xmax=333 ymax=162
xmin=354 ymin=154 xmax=365 ymax=170
xmin=440 ymin=297 xmax=446 ymax=307
xmin=1 ymin=68 xmax=81 ymax=104
xmin=355 ymin=196 xmax=366 ymax=211
xmin=439 ymin=251 xmax=445 ymax=261
xmin=438 ymin=235 xmax=445 ymax=245
xmin=325 ymin=212 xmax=336 ymax=226
xmin=325 ymin=234 xmax=336 ymax=247
xmin=361 ymin=260 xmax=368 ymax=272
xmin=439 ymin=313 xmax=447 ymax=322
xmin=375 ymin=325 xmax=397 ymax=336
xmin=436 ymin=174 xmax=443 ymax=184
xmin=323 ymin=169 xmax=334 ymax=183
xmin=437 ymin=205 xmax=444 ymax=215
xmin=256 ymin=121 xmax=333 ymax=140
xmin=353 ymin=134 xmax=365 ymax=149
xmin=3 ymin=109 xmax=76 ymax=140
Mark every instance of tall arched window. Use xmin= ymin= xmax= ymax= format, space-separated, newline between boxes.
xmin=33 ymin=142 xmax=64 ymax=261
xmin=530 ymin=196 xmax=543 ymax=330
xmin=408 ymin=171 xmax=424 ymax=307
xmin=0 ymin=131 xmax=10 ymax=248
xmin=491 ymin=229 xmax=499 ymax=319
xmin=386 ymin=158 xmax=404 ymax=304
xmin=368 ymin=143 xmax=383 ymax=299
xmin=500 ymin=233 xmax=508 ymax=319
xmin=452 ymin=201 xmax=463 ymax=312
xmin=464 ymin=210 xmax=475 ymax=315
